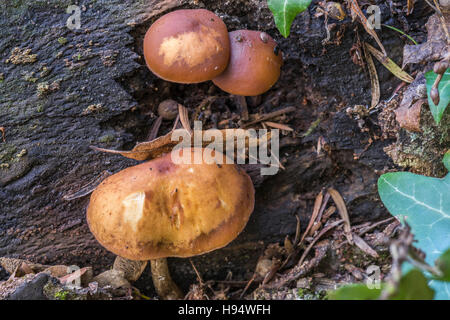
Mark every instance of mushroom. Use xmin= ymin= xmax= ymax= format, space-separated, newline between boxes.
xmin=158 ymin=99 xmax=179 ymax=121
xmin=143 ymin=9 xmax=230 ymax=84
xmin=87 ymin=148 xmax=255 ymax=299
xmin=212 ymin=30 xmax=283 ymax=96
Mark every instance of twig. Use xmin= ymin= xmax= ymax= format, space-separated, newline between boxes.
xmin=241 ymin=107 xmax=296 ymax=128
xmin=298 ymin=219 xmax=344 ymax=267
xmin=298 ymin=190 xmax=324 ymax=247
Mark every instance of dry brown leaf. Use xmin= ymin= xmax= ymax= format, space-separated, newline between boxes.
xmin=264 ymin=121 xmax=294 ymax=131
xmin=91 ymin=129 xmax=272 ymax=162
xmin=328 ymin=188 xmax=353 ymax=244
xmin=59 ymin=267 xmax=92 ymax=286
xmin=363 ymin=42 xmax=380 ymax=108
xmin=179 ymin=103 xmax=192 ymax=135
xmin=407 ymin=0 xmax=415 ymax=15
xmin=394 ymin=98 xmax=424 ymax=132
xmin=353 ymin=234 xmax=379 ymax=258
xmin=365 ymin=43 xmax=414 ymax=83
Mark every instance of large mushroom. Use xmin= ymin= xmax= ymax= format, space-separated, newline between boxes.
xmin=87 ymin=148 xmax=255 ymax=299
xmin=143 ymin=9 xmax=230 ymax=83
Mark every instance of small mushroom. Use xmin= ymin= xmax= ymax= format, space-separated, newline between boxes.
xmin=212 ymin=30 xmax=283 ymax=96
xmin=87 ymin=148 xmax=255 ymax=299
xmin=158 ymin=99 xmax=179 ymax=120
xmin=143 ymin=9 xmax=230 ymax=83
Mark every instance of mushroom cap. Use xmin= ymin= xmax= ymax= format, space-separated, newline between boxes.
xmin=143 ymin=9 xmax=230 ymax=84
xmin=212 ymin=30 xmax=283 ymax=96
xmin=87 ymin=148 xmax=255 ymax=260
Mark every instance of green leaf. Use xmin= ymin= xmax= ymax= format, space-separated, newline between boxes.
xmin=390 ymin=269 xmax=435 ymax=300
xmin=378 ymin=159 xmax=450 ymax=299
xmin=267 ymin=0 xmax=312 ymax=38
xmin=425 ymin=69 xmax=450 ymax=125
xmin=434 ymin=249 xmax=450 ymax=282
xmin=327 ymin=284 xmax=382 ymax=300
xmin=444 ymin=151 xmax=450 ymax=172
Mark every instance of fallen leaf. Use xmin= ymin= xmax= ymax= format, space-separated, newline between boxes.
xmin=91 ymin=129 xmax=272 ymax=162
xmin=394 ymin=98 xmax=424 ymax=132
xmin=363 ymin=42 xmax=380 ymax=108
xmin=365 ymin=43 xmax=414 ymax=83
xmin=353 ymin=234 xmax=379 ymax=258
xmin=328 ymin=188 xmax=353 ymax=244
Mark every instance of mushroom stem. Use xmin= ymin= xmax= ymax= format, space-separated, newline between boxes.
xmin=235 ymin=95 xmax=249 ymax=121
xmin=150 ymin=258 xmax=184 ymax=300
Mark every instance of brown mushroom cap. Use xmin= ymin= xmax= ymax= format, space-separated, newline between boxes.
xmin=87 ymin=148 xmax=255 ymax=260
xmin=143 ymin=9 xmax=230 ymax=84
xmin=212 ymin=30 xmax=283 ymax=96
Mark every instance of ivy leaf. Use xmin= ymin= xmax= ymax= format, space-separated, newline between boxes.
xmin=327 ymin=284 xmax=382 ymax=300
xmin=434 ymin=249 xmax=450 ymax=282
xmin=425 ymin=68 xmax=450 ymax=125
xmin=390 ymin=269 xmax=435 ymax=300
xmin=267 ymin=0 xmax=312 ymax=37
xmin=378 ymin=155 xmax=450 ymax=299
xmin=444 ymin=151 xmax=450 ymax=171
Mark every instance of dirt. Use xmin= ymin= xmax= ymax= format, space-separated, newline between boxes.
xmin=0 ymin=0 xmax=445 ymax=298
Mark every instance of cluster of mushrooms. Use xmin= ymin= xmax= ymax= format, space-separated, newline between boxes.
xmin=86 ymin=9 xmax=283 ymax=299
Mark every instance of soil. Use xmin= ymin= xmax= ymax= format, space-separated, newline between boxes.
xmin=0 ymin=0 xmax=445 ymax=297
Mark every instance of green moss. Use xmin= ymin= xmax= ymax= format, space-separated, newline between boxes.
xmin=57 ymin=37 xmax=68 ymax=45
xmin=98 ymin=134 xmax=115 ymax=144
xmin=54 ymin=290 xmax=69 ymax=300
xmin=0 ymin=144 xmax=18 ymax=163
xmin=296 ymin=288 xmax=325 ymax=300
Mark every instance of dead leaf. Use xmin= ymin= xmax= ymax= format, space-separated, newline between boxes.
xmin=365 ymin=43 xmax=414 ymax=83
xmin=264 ymin=121 xmax=294 ymax=131
xmin=328 ymin=188 xmax=353 ymax=244
xmin=91 ymin=129 xmax=272 ymax=162
xmin=363 ymin=42 xmax=380 ymax=108
xmin=407 ymin=0 xmax=415 ymax=15
xmin=59 ymin=267 xmax=93 ymax=287
xmin=179 ymin=103 xmax=192 ymax=135
xmin=353 ymin=234 xmax=379 ymax=258
xmin=394 ymin=98 xmax=425 ymax=132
